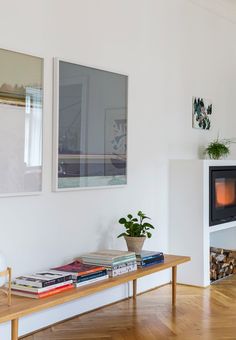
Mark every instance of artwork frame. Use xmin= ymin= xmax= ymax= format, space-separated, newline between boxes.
xmin=53 ymin=58 xmax=128 ymax=191
xmin=192 ymin=97 xmax=212 ymax=130
xmin=0 ymin=47 xmax=44 ymax=197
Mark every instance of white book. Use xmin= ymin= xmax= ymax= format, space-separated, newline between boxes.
xmin=10 ymin=280 xmax=73 ymax=293
xmin=15 ymin=270 xmax=72 ymax=288
xmin=107 ymin=263 xmax=137 ymax=277
xmin=112 ymin=261 xmax=137 ymax=270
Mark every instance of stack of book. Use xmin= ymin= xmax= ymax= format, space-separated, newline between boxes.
xmin=81 ymin=250 xmax=137 ymax=277
xmin=11 ymin=271 xmax=74 ymax=299
xmin=51 ymin=260 xmax=109 ymax=288
xmin=136 ymin=251 xmax=164 ymax=267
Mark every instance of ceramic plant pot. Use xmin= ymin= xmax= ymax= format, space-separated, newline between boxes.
xmin=124 ymin=236 xmax=146 ymax=254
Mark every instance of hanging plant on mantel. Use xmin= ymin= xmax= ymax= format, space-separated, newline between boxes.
xmin=205 ymin=137 xmax=236 ymax=160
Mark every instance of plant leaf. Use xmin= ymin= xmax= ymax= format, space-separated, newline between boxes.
xmin=117 ymin=232 xmax=128 ymax=238
xmin=143 ymin=222 xmax=155 ymax=229
xmin=119 ymin=218 xmax=126 ymax=224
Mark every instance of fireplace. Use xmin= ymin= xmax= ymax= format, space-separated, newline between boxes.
xmin=209 ymin=166 xmax=236 ymax=226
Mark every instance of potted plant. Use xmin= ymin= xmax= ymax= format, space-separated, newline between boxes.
xmin=117 ymin=211 xmax=155 ymax=253
xmin=205 ymin=138 xmax=231 ymax=160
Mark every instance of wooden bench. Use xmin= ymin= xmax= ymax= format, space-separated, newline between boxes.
xmin=0 ymin=254 xmax=190 ymax=340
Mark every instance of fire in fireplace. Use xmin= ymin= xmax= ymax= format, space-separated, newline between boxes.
xmin=215 ymin=179 xmax=236 ymax=207
xmin=209 ymin=166 xmax=236 ymax=226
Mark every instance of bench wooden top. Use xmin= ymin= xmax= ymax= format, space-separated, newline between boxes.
xmin=0 ymin=254 xmax=190 ymax=323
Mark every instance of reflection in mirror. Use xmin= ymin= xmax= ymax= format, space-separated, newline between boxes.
xmin=55 ymin=60 xmax=128 ymax=189
xmin=0 ymin=48 xmax=43 ymax=195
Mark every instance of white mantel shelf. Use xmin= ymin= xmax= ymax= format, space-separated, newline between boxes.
xmin=209 ymin=221 xmax=236 ymax=233
xmin=169 ymin=159 xmax=236 ymax=287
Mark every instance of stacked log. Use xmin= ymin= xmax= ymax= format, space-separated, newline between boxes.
xmin=210 ymin=247 xmax=236 ymax=282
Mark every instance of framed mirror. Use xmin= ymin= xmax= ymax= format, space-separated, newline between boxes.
xmin=53 ymin=59 xmax=128 ymax=190
xmin=0 ymin=48 xmax=43 ymax=196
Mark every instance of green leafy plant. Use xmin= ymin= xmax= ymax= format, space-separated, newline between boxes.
xmin=117 ymin=211 xmax=155 ymax=239
xmin=205 ymin=138 xmax=231 ymax=160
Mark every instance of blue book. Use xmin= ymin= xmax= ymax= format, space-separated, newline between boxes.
xmin=139 ymin=258 xmax=164 ymax=267
xmin=77 ymin=270 xmax=107 ymax=283
xmin=137 ymin=252 xmax=164 ymax=267
xmin=136 ymin=251 xmax=164 ymax=261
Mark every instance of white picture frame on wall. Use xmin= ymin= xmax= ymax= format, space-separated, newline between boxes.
xmin=53 ymin=58 xmax=128 ymax=191
xmin=0 ymin=47 xmax=44 ymax=197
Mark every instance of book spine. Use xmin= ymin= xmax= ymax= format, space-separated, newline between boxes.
xmin=14 ymin=279 xmax=42 ymax=288
xmin=77 ymin=267 xmax=107 ymax=278
xmin=76 ymin=267 xmax=106 ymax=276
xmin=39 ymin=284 xmax=74 ymax=297
xmin=81 ymin=254 xmax=135 ymax=262
xmin=15 ymin=275 xmax=72 ymax=288
xmin=112 ymin=255 xmax=136 ymax=262
xmin=77 ymin=270 xmax=107 ymax=283
xmin=137 ymin=254 xmax=164 ymax=263
xmin=11 ymin=291 xmax=39 ymax=299
xmin=75 ymin=275 xmax=109 ymax=287
xmin=11 ymin=280 xmax=73 ymax=293
xmin=108 ymin=264 xmax=137 ymax=277
xmin=12 ymin=284 xmax=74 ymax=299
xmin=83 ymin=258 xmax=136 ymax=267
xmin=53 ymin=266 xmax=106 ymax=277
xmin=12 ymin=283 xmax=73 ymax=296
xmin=137 ymin=253 xmax=164 ymax=261
xmin=138 ymin=259 xmax=164 ymax=267
xmin=112 ymin=258 xmax=136 ymax=266
xmin=41 ymin=275 xmax=72 ymax=288
xmin=112 ymin=261 xmax=137 ymax=270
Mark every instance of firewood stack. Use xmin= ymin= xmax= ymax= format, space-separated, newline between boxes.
xmin=210 ymin=247 xmax=236 ymax=282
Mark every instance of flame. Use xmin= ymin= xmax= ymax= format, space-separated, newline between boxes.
xmin=215 ymin=180 xmax=236 ymax=207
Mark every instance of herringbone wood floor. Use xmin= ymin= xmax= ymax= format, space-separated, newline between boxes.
xmin=22 ymin=275 xmax=236 ymax=340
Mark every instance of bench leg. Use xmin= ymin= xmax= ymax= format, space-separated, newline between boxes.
xmin=133 ymin=279 xmax=137 ymax=299
xmin=172 ymin=266 xmax=177 ymax=306
xmin=11 ymin=319 xmax=18 ymax=340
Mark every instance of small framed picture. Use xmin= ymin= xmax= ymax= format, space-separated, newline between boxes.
xmin=192 ymin=97 xmax=212 ymax=130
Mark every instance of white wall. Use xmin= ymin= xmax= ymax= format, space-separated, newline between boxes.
xmin=0 ymin=0 xmax=236 ymax=338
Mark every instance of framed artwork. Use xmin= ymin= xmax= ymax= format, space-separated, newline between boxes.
xmin=53 ymin=59 xmax=128 ymax=190
xmin=192 ymin=97 xmax=212 ymax=130
xmin=0 ymin=48 xmax=43 ymax=196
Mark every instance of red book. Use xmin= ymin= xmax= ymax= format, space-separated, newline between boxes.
xmin=12 ymin=283 xmax=74 ymax=299
xmin=51 ymin=260 xmax=106 ymax=277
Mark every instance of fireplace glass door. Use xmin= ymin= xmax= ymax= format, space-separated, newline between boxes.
xmin=210 ymin=166 xmax=236 ymax=226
